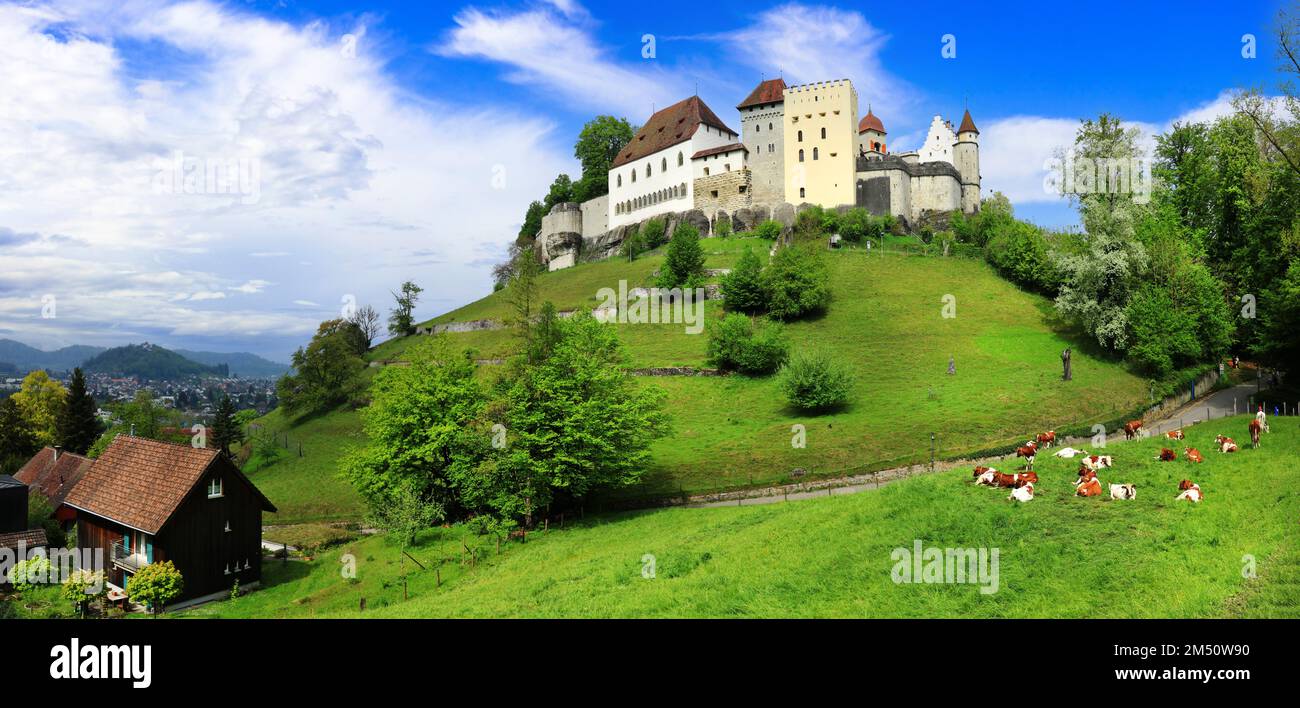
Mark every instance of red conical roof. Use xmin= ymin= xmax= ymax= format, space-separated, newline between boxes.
xmin=858 ymin=107 xmax=885 ymax=134
xmin=957 ymin=108 xmax=979 ymax=135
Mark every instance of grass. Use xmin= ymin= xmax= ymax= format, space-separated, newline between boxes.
xmin=184 ymin=415 xmax=1300 ymax=618
xmin=242 ymin=408 xmax=366 ymax=524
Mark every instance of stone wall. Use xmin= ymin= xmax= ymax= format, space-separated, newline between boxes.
xmin=580 ymin=195 xmax=608 ymax=240
xmin=693 ymin=169 xmax=752 ymax=231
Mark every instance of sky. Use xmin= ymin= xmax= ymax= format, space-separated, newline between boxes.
xmin=0 ymin=0 xmax=1288 ymax=361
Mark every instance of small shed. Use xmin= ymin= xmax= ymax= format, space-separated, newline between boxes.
xmin=0 ymin=475 xmax=28 ymax=534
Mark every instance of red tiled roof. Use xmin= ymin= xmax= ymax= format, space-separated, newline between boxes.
xmin=0 ymin=528 xmax=48 ymax=550
xmin=958 ymin=108 xmax=979 ymax=135
xmin=691 ymin=143 xmax=748 ymax=160
xmin=63 ymin=436 xmax=275 ymax=534
xmin=612 ymin=96 xmax=737 ymax=168
xmin=858 ymin=108 xmax=886 ymax=134
xmin=737 ymin=78 xmax=786 ymax=109
xmin=14 ymin=447 xmax=94 ymax=508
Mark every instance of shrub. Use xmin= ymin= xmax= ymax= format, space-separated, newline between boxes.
xmin=620 ymin=225 xmax=644 ymax=261
xmin=753 ymin=220 xmax=783 ymax=240
xmin=780 ymin=351 xmax=854 ymax=412
xmin=794 ymin=205 xmax=839 ymax=239
xmin=706 ymin=314 xmax=789 ymax=375
xmin=641 ymin=218 xmax=668 ymax=250
xmin=984 ymin=219 xmax=1059 ymax=293
xmin=713 ymin=218 xmax=732 ymax=238
xmin=126 ymin=560 xmax=184 ymax=616
xmin=838 ymin=208 xmax=872 ymax=243
xmin=763 ymin=243 xmax=831 ymax=320
xmin=8 ymin=556 xmax=50 ymax=592
xmin=656 ymin=223 xmax=706 ymax=290
xmin=721 ymin=246 xmax=766 ymax=313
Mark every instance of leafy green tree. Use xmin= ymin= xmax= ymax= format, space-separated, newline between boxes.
xmin=341 ymin=336 xmax=485 ymax=514
xmin=1256 ymin=261 xmax=1300 ymax=371
xmin=0 ymin=397 xmax=39 ymax=474
xmin=656 ymin=223 xmax=706 ymax=290
xmin=518 ymin=200 xmax=546 ymax=246
xmin=55 ymin=368 xmax=100 ymax=455
xmin=780 ymin=351 xmax=854 ymax=412
xmin=126 ymin=560 xmax=184 ymax=616
xmin=62 ymin=569 xmax=106 ymax=619
xmin=505 ymin=246 xmax=544 ymax=358
xmin=753 ymin=220 xmax=783 ymax=240
xmin=277 ymin=321 xmax=367 ymax=417
xmin=11 ymin=370 xmax=66 ymax=447
xmin=985 ymin=220 xmax=1059 ymax=293
xmin=706 ymin=314 xmax=788 ymax=375
xmin=8 ymin=556 xmax=50 ymax=592
xmin=640 ymin=218 xmax=668 ymax=250
xmin=573 ymin=116 xmax=634 ymax=201
xmin=388 ymin=281 xmax=423 ymax=336
xmin=721 ymin=246 xmax=767 ymax=313
xmin=763 ymin=243 xmax=831 ymax=320
xmin=28 ymin=492 xmax=64 ymax=548
xmin=120 ymin=390 xmax=162 ymax=440
xmin=366 ymin=479 xmax=445 ymax=548
xmin=543 ymin=174 xmax=576 ymax=211
xmin=209 ymin=396 xmax=240 ymax=459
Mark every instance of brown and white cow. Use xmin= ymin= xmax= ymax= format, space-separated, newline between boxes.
xmin=1036 ymin=431 xmax=1057 ymax=448
xmin=1215 ymin=435 xmax=1238 ymax=453
xmin=1175 ymin=479 xmax=1203 ymax=503
xmin=1123 ymin=420 xmax=1143 ymax=440
xmin=1009 ymin=482 xmax=1035 ymax=503
xmin=973 ymin=466 xmax=998 ymax=486
xmin=994 ymin=471 xmax=1038 ymax=488
xmin=1109 ymin=483 xmax=1136 ymax=500
xmin=1184 ymin=447 xmax=1204 ymax=463
xmin=1155 ymin=448 xmax=1177 ymax=462
xmin=1015 ymin=441 xmax=1038 ymax=468
xmin=1249 ymin=419 xmax=1262 ymax=449
xmin=1165 ymin=429 xmax=1185 ymax=440
xmin=1076 ymin=477 xmax=1103 ymax=497
xmin=1080 ymin=454 xmax=1113 ymax=471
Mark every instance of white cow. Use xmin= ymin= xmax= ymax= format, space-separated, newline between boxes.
xmin=1009 ymin=483 xmax=1035 ymax=503
xmin=1054 ymin=447 xmax=1088 ymax=459
xmin=1109 ymin=483 xmax=1136 ymax=500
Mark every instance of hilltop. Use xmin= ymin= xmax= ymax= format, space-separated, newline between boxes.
xmin=0 ymin=338 xmax=286 ymax=378
xmin=82 ymin=343 xmax=226 ymax=379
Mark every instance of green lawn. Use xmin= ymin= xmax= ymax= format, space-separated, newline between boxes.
xmin=185 ymin=416 xmax=1300 ymax=618
xmin=242 ymin=408 xmax=366 ymax=524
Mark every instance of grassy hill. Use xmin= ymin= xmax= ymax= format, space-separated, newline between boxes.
xmin=82 ymin=342 xmax=225 ymax=379
xmin=187 ymin=415 xmax=1300 ymax=618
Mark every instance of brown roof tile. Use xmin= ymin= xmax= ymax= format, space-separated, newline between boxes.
xmin=14 ymin=447 xmax=94 ymax=508
xmin=958 ymin=108 xmax=979 ymax=135
xmin=691 ymin=143 xmax=748 ymax=160
xmin=64 ymin=436 xmax=274 ymax=534
xmin=0 ymin=528 xmax=48 ymax=550
xmin=612 ymin=96 xmax=737 ymax=168
xmin=737 ymin=78 xmax=786 ymax=109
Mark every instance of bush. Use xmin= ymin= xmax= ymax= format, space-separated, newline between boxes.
xmin=620 ymin=225 xmax=644 ymax=261
xmin=656 ymin=223 xmax=706 ymax=290
xmin=984 ymin=219 xmax=1060 ymax=293
xmin=721 ymin=246 xmax=766 ymax=313
xmin=641 ymin=219 xmax=668 ymax=250
xmin=838 ymin=208 xmax=872 ymax=243
xmin=753 ymin=220 xmax=782 ymax=240
xmin=763 ymin=243 xmax=831 ymax=320
xmin=780 ymin=351 xmax=854 ymax=412
xmin=126 ymin=560 xmax=184 ymax=616
xmin=706 ymin=314 xmax=789 ymax=375
xmin=713 ymin=218 xmax=732 ymax=238
xmin=794 ymin=205 xmax=839 ymax=239
xmin=8 ymin=556 xmax=50 ymax=592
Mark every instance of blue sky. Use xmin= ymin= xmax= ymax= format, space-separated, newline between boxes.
xmin=0 ymin=0 xmax=1287 ymax=360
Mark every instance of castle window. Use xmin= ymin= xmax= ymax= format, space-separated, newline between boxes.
xmin=739 ymin=185 xmax=747 ymax=194
xmin=756 ymin=124 xmax=761 ymax=133
xmin=704 ymin=167 xmax=710 ymax=176
xmin=662 ymin=158 xmax=668 ymax=172
xmin=813 ymin=148 xmax=819 ymax=160
xmin=756 ymin=145 xmax=760 ymax=154
xmin=800 ymin=187 xmax=806 ymax=198
xmin=646 ymin=164 xmax=652 ymax=177
xmin=798 ymin=130 xmax=803 ymax=142
xmin=678 ymin=152 xmax=684 ymax=167
xmin=631 ymin=170 xmax=636 ymax=183
xmin=821 ymin=127 xmax=826 ymax=139
xmin=769 ymin=122 xmax=773 ymax=131
xmin=798 ymin=149 xmax=804 ymax=162
xmin=617 ymin=174 xmax=622 ymax=188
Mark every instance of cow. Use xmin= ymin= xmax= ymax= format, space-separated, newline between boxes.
xmin=1165 ymin=429 xmax=1185 ymax=440
xmin=1076 ymin=477 xmax=1103 ymax=497
xmin=1009 ymin=482 xmax=1035 ymax=503
xmin=1215 ymin=435 xmax=1238 ymax=453
xmin=973 ymin=466 xmax=998 ymax=486
xmin=1015 ymin=442 xmax=1038 ymax=468
xmin=1036 ymin=431 xmax=1057 ymax=448
xmin=1123 ymin=420 xmax=1143 ymax=440
xmin=1080 ymin=454 xmax=1113 ymax=471
xmin=1109 ymin=483 xmax=1136 ymax=500
xmin=1155 ymin=448 xmax=1177 ymax=462
xmin=994 ymin=471 xmax=1038 ymax=488
xmin=1076 ymin=467 xmax=1098 ymax=484
xmin=1054 ymin=447 xmax=1088 ymax=459
xmin=1175 ymin=479 xmax=1203 ymax=503
xmin=1249 ymin=419 xmax=1262 ymax=449
xmin=1184 ymin=447 xmax=1204 ymax=463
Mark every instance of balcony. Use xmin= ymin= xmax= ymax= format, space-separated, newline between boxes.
xmin=111 ymin=541 xmax=147 ymax=572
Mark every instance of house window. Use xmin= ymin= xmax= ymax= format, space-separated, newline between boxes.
xmin=631 ymin=170 xmax=636 ymax=183
xmin=662 ymin=158 xmax=667 ymax=172
xmin=677 ymin=152 xmax=684 ymax=167
xmin=704 ymin=167 xmax=710 ymax=176
xmin=739 ymin=185 xmax=747 ymax=194
xmin=207 ymin=477 xmax=223 ymax=498
xmin=755 ymin=124 xmax=761 ymax=133
xmin=769 ymin=122 xmax=773 ymax=131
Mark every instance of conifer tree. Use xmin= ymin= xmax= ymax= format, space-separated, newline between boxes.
xmin=56 ymin=368 xmax=100 ymax=455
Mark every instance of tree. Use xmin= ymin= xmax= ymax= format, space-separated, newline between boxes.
xmin=505 ymin=247 xmax=543 ymax=358
xmin=780 ymin=351 xmax=854 ymax=412
xmin=209 ymin=396 xmax=240 ymax=459
xmin=656 ymin=223 xmax=706 ymax=290
xmin=126 ymin=560 xmax=184 ymax=616
xmin=706 ymin=314 xmax=788 ymax=375
xmin=573 ymin=116 xmax=634 ymax=201
xmin=276 ymin=319 xmax=367 ymax=417
xmin=56 ymin=368 xmax=100 ymax=455
xmin=62 ymin=569 xmax=106 ymax=619
xmin=120 ymin=390 xmax=162 ymax=440
xmin=387 ymin=281 xmax=423 ymax=336
xmin=1232 ymin=6 xmax=1300 ymax=181
xmin=365 ymin=480 xmax=445 ymax=548
xmin=11 ymin=370 xmax=66 ymax=447
xmin=347 ymin=305 xmax=382 ymax=350
xmin=341 ymin=337 xmax=486 ymax=515
xmin=543 ymin=174 xmax=576 ymax=212
xmin=518 ymin=200 xmax=546 ymax=246
xmin=763 ymin=243 xmax=831 ymax=320
xmin=721 ymin=246 xmax=767 ymax=312
xmin=0 ymin=397 xmax=39 ymax=474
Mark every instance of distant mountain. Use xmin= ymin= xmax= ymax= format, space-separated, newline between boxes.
xmin=82 ymin=343 xmax=226 ymax=379
xmin=0 ymin=339 xmax=106 ymax=373
xmin=174 ymin=349 xmax=289 ymax=379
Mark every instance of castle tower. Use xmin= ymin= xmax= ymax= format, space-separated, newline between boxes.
xmin=857 ymin=106 xmax=887 ymax=156
xmin=737 ymin=78 xmax=787 ymax=206
xmin=953 ymin=108 xmax=980 ymax=213
xmin=783 ymin=79 xmax=858 ymax=207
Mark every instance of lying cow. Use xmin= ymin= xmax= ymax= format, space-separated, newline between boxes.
xmin=1249 ymin=419 xmax=1262 ymax=449
xmin=1184 ymin=447 xmax=1204 ymax=463
xmin=1215 ymin=435 xmax=1238 ymax=453
xmin=1036 ymin=430 xmax=1057 ymax=448
xmin=1155 ymin=448 xmax=1177 ymax=462
xmin=1175 ymin=479 xmax=1203 ymax=503
xmin=1109 ymin=483 xmax=1136 ymax=500
xmin=972 ymin=466 xmax=998 ymax=486
xmin=1076 ymin=476 xmax=1103 ymax=497
xmin=994 ymin=471 xmax=1038 ymax=488
xmin=1054 ymin=447 xmax=1088 ymax=459
xmin=1123 ymin=420 xmax=1143 ymax=440
xmin=1080 ymin=454 xmax=1114 ymax=471
xmin=1165 ymin=429 xmax=1185 ymax=440
xmin=1009 ymin=482 xmax=1035 ymax=503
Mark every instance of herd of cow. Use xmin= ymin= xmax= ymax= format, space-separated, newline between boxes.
xmin=971 ymin=408 xmax=1273 ymax=505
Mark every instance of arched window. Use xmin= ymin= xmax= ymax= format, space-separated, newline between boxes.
xmin=632 ymin=170 xmax=636 ymax=183
xmin=756 ymin=145 xmax=761 ymax=154
xmin=800 ymin=187 xmax=806 ymax=198
xmin=798 ymin=130 xmax=803 ymax=142
xmin=617 ymin=174 xmax=622 ymax=188
xmin=680 ymin=182 xmax=687 ymax=195
xmin=813 ymin=147 xmax=819 ymax=160
xmin=646 ymin=164 xmax=652 ymax=177
xmin=798 ymin=149 xmax=805 ymax=162
xmin=677 ymin=152 xmax=684 ymax=167
xmin=821 ymin=127 xmax=826 ymax=139
xmin=662 ymin=158 xmax=668 ymax=172
xmin=769 ymin=122 xmax=773 ymax=131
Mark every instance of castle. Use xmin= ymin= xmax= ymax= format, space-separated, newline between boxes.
xmin=538 ymin=77 xmax=981 ymax=270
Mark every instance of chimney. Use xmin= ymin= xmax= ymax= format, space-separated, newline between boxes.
xmin=53 ymin=445 xmax=62 ymax=461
